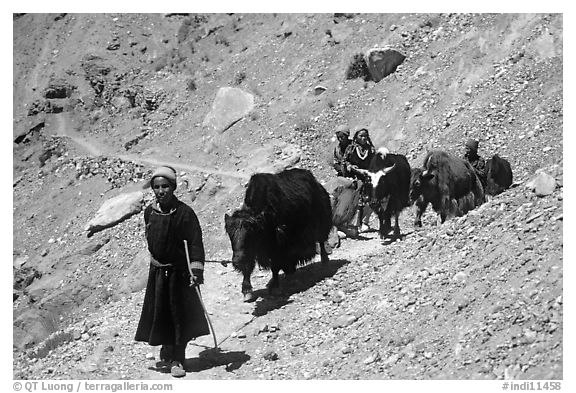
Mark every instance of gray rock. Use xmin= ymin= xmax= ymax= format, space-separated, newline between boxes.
xmin=85 ymin=191 xmax=144 ymax=236
xmin=363 ymin=352 xmax=380 ymax=364
xmin=526 ymin=172 xmax=556 ymax=196
xmin=365 ymin=47 xmax=406 ymax=82
xmin=314 ymin=85 xmax=327 ymax=95
xmin=202 ymin=87 xmax=255 ymax=133
xmin=330 ymin=24 xmax=353 ymax=43
xmin=332 ymin=314 xmax=358 ymax=328
xmin=453 ymin=272 xmax=467 ymax=284
xmin=263 ymin=350 xmax=279 ymax=361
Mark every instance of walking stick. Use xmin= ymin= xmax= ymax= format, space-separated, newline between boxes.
xmin=183 ymin=240 xmax=218 ymax=349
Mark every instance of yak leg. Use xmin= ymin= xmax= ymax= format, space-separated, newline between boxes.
xmin=414 ymin=198 xmax=427 ymax=227
xmin=382 ymin=210 xmax=392 ymax=235
xmin=377 ymin=197 xmax=391 ymax=238
xmin=376 ymin=212 xmax=386 ymax=239
xmin=393 ymin=212 xmax=401 ymax=237
xmin=267 ymin=265 xmax=282 ymax=297
xmin=319 ymin=241 xmax=329 ymax=264
xmin=241 ymin=272 xmax=256 ymax=303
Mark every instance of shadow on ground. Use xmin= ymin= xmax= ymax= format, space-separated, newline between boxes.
xmin=188 ymin=348 xmax=250 ymax=372
xmin=147 ymin=348 xmax=250 ymax=374
xmin=380 ymin=231 xmax=411 ymax=245
xmin=251 ymin=258 xmax=349 ymax=317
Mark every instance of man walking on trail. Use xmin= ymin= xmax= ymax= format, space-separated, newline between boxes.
xmin=134 ymin=166 xmax=210 ymax=378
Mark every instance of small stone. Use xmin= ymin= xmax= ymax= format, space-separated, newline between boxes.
xmin=363 ymin=352 xmax=380 ymax=364
xmin=342 ymin=346 xmax=353 ymax=354
xmin=453 ymin=272 xmax=467 ymax=283
xmin=73 ymin=329 xmax=82 ymax=340
xmin=145 ymin=352 xmax=155 ymax=360
xmin=331 ymin=290 xmax=346 ymax=303
xmin=384 ymin=353 xmax=400 ymax=365
xmin=523 ymin=329 xmax=537 ymax=344
xmin=263 ymin=350 xmax=279 ymax=361
xmin=332 ymin=314 xmax=358 ymax=328
xmin=314 ymin=85 xmax=327 ymax=95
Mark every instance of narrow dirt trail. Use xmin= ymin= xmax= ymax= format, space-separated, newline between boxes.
xmin=51 ymin=113 xmax=250 ymax=180
xmin=125 ymin=230 xmax=388 ymax=380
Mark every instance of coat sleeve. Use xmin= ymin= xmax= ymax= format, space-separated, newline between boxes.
xmin=180 ymin=205 xmax=205 ymax=271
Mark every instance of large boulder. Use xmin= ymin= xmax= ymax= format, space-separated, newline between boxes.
xmin=85 ymin=191 xmax=144 ymax=237
xmin=365 ymin=47 xmax=406 ymax=82
xmin=526 ymin=171 xmax=557 ymax=197
xmin=202 ymin=87 xmax=255 ymax=133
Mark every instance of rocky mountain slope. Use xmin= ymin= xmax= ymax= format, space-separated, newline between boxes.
xmin=12 ymin=13 xmax=563 ymax=380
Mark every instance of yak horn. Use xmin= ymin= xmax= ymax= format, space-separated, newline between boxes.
xmin=383 ymin=163 xmax=396 ymax=174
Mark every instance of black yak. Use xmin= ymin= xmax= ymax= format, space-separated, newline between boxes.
xmin=410 ymin=150 xmax=485 ymax=226
xmin=485 ymin=154 xmax=513 ymax=196
xmin=224 ymin=168 xmax=332 ymax=302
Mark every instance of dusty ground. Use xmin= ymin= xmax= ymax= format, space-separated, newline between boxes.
xmin=12 ymin=13 xmax=563 ymax=380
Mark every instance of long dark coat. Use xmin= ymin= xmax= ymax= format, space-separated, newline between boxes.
xmin=134 ymin=198 xmax=210 ymax=346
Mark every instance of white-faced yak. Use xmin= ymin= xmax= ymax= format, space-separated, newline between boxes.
xmin=355 ymin=148 xmax=411 ymax=239
xmin=224 ymin=168 xmax=332 ymax=302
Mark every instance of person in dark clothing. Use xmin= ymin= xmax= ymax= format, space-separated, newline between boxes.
xmin=135 ymin=166 xmax=210 ymax=378
xmin=332 ymin=125 xmax=351 ymax=177
xmin=343 ymin=126 xmax=376 ymax=232
xmin=464 ymin=138 xmax=487 ymax=189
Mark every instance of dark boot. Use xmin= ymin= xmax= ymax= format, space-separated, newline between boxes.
xmin=160 ymin=345 xmax=173 ymax=363
xmin=170 ymin=344 xmax=187 ymax=378
xmin=156 ymin=345 xmax=173 ymax=369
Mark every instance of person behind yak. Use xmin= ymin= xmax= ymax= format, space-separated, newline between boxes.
xmin=134 ymin=166 xmax=209 ymax=378
xmin=344 ymin=126 xmax=376 ymax=232
xmin=464 ymin=138 xmax=487 ymax=189
xmin=332 ymin=125 xmax=351 ymax=177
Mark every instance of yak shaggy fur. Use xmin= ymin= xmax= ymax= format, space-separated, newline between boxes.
xmin=225 ymin=168 xmax=332 ymax=300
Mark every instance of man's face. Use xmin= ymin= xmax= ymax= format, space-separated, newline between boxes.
xmin=152 ymin=177 xmax=175 ymax=205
